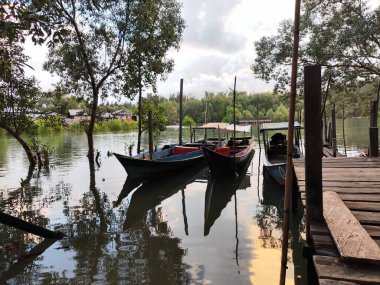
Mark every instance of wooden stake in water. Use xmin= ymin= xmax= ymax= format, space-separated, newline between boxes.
xmin=280 ymin=0 xmax=301 ymax=284
xmin=179 ymin=79 xmax=184 ymax=145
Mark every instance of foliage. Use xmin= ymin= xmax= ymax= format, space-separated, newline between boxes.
xmin=140 ymin=95 xmax=167 ymax=136
xmin=182 ymin=115 xmax=196 ymax=126
xmin=252 ymin=0 xmax=380 ymax=93
xmin=35 ymin=115 xmax=66 ymax=133
xmin=42 ymin=0 xmax=184 ymax=161
xmin=0 ymin=71 xmax=39 ymax=136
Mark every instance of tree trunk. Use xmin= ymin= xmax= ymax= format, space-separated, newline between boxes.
xmin=137 ymin=61 xmax=143 ymax=154
xmin=86 ymin=89 xmax=99 ymax=164
xmin=0 ymin=125 xmax=36 ymax=166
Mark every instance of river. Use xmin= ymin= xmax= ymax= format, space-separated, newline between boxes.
xmin=0 ymin=118 xmax=372 ymax=284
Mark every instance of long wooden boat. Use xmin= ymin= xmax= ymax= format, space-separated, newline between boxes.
xmin=259 ymin=121 xmax=302 ymax=185
xmin=202 ymin=137 xmax=255 ymax=175
xmin=114 ymin=144 xmax=209 ymax=181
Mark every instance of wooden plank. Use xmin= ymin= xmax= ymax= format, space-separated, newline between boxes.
xmin=299 ymin=185 xmax=380 ymax=194
xmin=319 ymin=279 xmax=363 ymax=285
xmin=301 ymin=192 xmax=380 ymax=202
xmin=297 ymin=181 xmax=380 ymax=188
xmin=313 ymin=255 xmax=380 ymax=284
xmin=323 ymin=191 xmax=380 ymax=263
xmin=319 ymin=279 xmax=361 ymax=285
xmin=363 ymin=225 xmax=380 ymax=238
xmin=352 ymin=211 xmax=380 ymax=225
xmin=344 ymin=201 xmax=380 ymax=212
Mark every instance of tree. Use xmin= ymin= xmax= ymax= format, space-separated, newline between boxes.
xmin=43 ymin=0 xmax=185 ymax=162
xmin=182 ymin=115 xmax=196 ymax=126
xmin=252 ymin=0 xmax=380 ymax=93
xmin=0 ymin=70 xmax=39 ymax=166
xmin=140 ymin=95 xmax=167 ymax=137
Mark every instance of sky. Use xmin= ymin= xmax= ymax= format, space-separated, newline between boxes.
xmin=24 ymin=0 xmax=298 ymax=99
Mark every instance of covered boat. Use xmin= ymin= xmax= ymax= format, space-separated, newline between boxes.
xmin=259 ymin=121 xmax=302 ymax=185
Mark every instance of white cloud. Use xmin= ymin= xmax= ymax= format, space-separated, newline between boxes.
xmin=23 ymin=0 xmax=298 ymax=98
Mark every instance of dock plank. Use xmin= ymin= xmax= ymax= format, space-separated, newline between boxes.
xmin=323 ymin=191 xmax=380 ymax=264
xmin=319 ymin=279 xmax=361 ymax=285
xmin=313 ymin=255 xmax=380 ymax=284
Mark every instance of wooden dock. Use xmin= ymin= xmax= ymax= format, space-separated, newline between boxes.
xmin=293 ymin=157 xmax=380 ymax=284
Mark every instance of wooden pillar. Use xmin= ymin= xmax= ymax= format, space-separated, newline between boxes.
xmin=369 ymin=101 xmax=379 ymax=157
xmin=148 ymin=111 xmax=153 ymax=159
xmin=331 ymin=104 xmax=337 ymax=157
xmin=304 ymin=65 xmax=323 ymax=243
xmin=178 ymin=79 xmax=184 ymax=145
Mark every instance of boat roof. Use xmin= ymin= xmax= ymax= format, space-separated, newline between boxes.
xmin=260 ymin=121 xmax=302 ymax=132
xmin=194 ymin=122 xmax=251 ymax=133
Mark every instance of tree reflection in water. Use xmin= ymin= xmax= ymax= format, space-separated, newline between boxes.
xmin=0 ymin=159 xmax=194 ymax=284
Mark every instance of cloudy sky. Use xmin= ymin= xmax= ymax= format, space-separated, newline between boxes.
xmin=25 ymin=0 xmax=297 ymax=98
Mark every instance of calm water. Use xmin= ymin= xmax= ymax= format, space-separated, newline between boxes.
xmin=2 ymin=117 xmax=371 ymax=285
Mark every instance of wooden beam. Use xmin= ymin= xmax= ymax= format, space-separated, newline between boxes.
xmin=304 ymin=65 xmax=323 ymax=241
xmin=179 ymin=78 xmax=184 ymax=145
xmin=323 ymin=191 xmax=380 ymax=264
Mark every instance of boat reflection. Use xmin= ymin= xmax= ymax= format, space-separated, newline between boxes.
xmin=116 ymin=162 xmax=208 ymax=230
xmin=204 ymin=159 xmax=252 ymax=236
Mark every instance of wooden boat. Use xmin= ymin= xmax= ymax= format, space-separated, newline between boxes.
xmin=204 ymin=155 xmax=252 ymax=236
xmin=114 ymin=143 xmax=214 ymax=181
xmin=259 ymin=121 xmax=302 ymax=185
xmin=202 ymin=136 xmax=255 ymax=175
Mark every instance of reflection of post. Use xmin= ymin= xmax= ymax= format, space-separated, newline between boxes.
xmin=0 ymin=238 xmax=57 ymax=283
xmin=181 ymin=189 xmax=189 ymax=236
xmin=234 ymin=194 xmax=240 ymax=273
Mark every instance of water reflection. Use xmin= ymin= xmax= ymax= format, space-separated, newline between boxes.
xmin=204 ymin=169 xmax=251 ymax=236
xmin=117 ymin=162 xmax=208 ymax=231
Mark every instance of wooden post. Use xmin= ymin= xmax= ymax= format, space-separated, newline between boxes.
xmin=179 ymin=79 xmax=184 ymax=145
xmin=279 ymin=0 xmax=301 ymax=284
xmin=148 ymin=111 xmax=153 ymax=159
xmin=332 ymin=104 xmax=337 ymax=157
xmin=0 ymin=211 xmax=65 ymax=239
xmin=369 ymin=101 xmax=379 ymax=157
xmin=189 ymin=124 xmax=192 ymax=143
xmin=304 ymin=65 xmax=323 ymax=244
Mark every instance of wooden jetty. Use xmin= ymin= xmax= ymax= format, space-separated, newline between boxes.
xmin=294 ymin=65 xmax=380 ymax=285
xmin=293 ymin=157 xmax=380 ymax=284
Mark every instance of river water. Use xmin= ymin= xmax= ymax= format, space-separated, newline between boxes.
xmin=0 ymin=118 xmax=371 ymax=284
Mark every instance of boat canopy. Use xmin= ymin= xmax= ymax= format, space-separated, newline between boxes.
xmin=194 ymin=122 xmax=251 ymax=133
xmin=259 ymin=121 xmax=302 ymax=132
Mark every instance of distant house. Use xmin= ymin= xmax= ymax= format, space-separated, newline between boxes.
xmin=100 ymin=112 xmax=114 ymax=121
xmin=113 ymin=109 xmax=133 ymax=121
xmin=67 ymin=109 xmax=90 ymax=124
xmin=239 ymin=117 xmax=272 ymax=126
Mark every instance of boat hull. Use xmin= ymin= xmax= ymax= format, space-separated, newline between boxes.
xmin=263 ymin=161 xmax=286 ymax=185
xmin=202 ymin=139 xmax=255 ymax=175
xmin=114 ymin=148 xmax=205 ymax=181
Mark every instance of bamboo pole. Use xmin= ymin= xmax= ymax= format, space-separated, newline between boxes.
xmin=179 ymin=79 xmax=184 ymax=145
xmin=233 ymin=76 xmax=237 ymax=171
xmin=279 ymin=0 xmax=301 ymax=284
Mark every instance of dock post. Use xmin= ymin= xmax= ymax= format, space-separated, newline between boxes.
xmin=148 ymin=111 xmax=153 ymax=159
xmin=331 ymin=104 xmax=337 ymax=157
xmin=369 ymin=100 xmax=379 ymax=157
xmin=179 ymin=79 xmax=184 ymax=145
xmin=304 ymin=65 xmax=323 ymax=244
